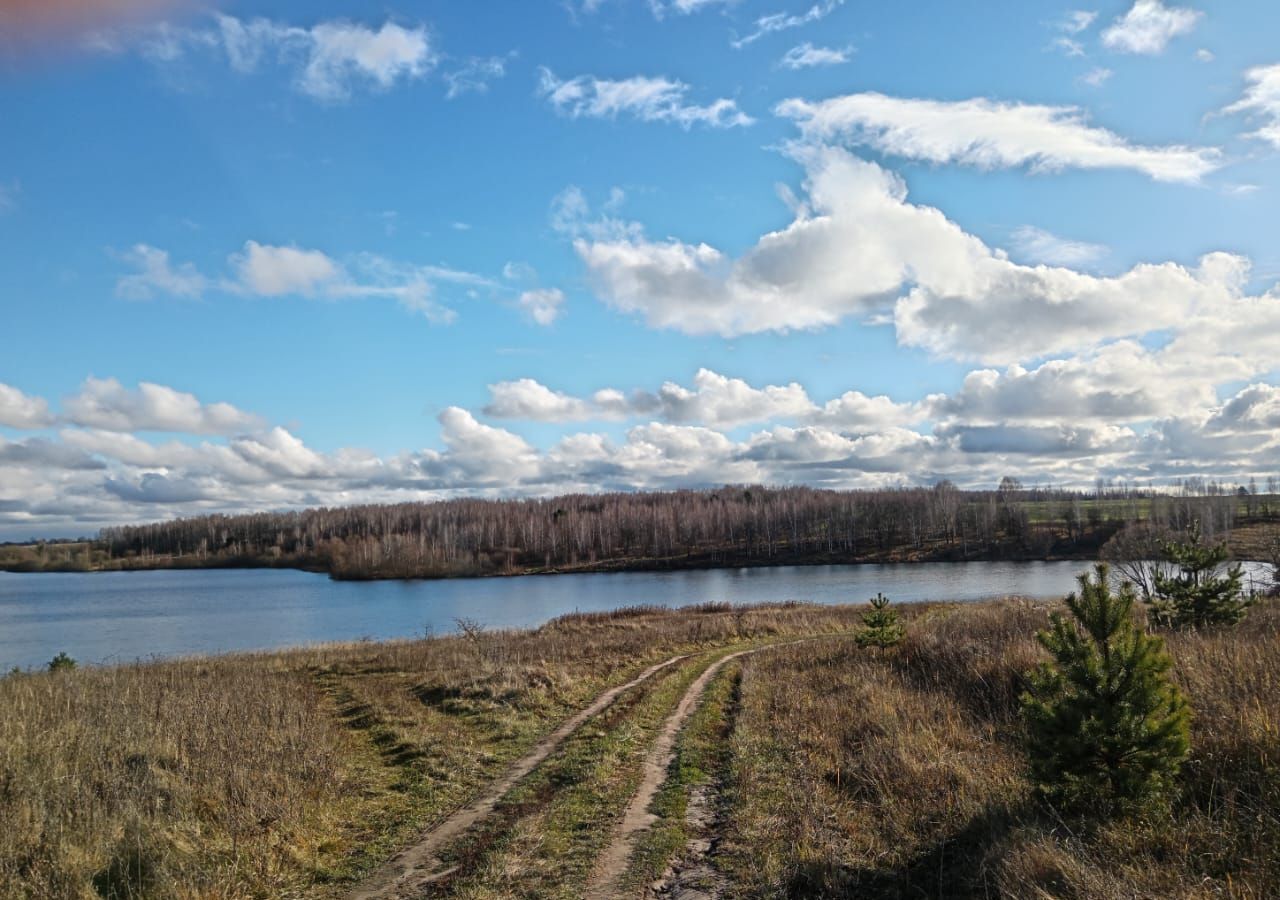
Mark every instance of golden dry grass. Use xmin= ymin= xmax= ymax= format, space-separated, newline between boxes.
xmin=3 ymin=596 xmax=1276 ymax=898
xmin=0 ymin=602 xmax=859 ymax=899
xmin=721 ymin=598 xmax=1280 ymax=899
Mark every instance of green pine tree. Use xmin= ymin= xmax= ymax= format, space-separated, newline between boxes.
xmin=47 ymin=652 xmax=77 ymax=673
xmin=1150 ymin=527 xmax=1249 ymax=628
xmin=856 ymin=592 xmax=905 ymax=648
xmin=1021 ymin=564 xmax=1190 ymax=816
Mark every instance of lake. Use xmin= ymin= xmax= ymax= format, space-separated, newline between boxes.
xmin=1 ymin=560 xmax=1273 ymax=670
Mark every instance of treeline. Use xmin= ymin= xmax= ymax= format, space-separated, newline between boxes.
xmin=69 ymin=484 xmax=1272 ymax=580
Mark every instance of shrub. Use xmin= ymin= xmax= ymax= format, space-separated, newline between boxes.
xmin=1150 ymin=528 xmax=1249 ymax=628
xmin=856 ymin=592 xmax=905 ymax=648
xmin=1021 ymin=564 xmax=1190 ymax=816
xmin=47 ymin=652 xmax=77 ymax=672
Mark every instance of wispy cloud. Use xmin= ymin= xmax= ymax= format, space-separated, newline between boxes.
xmin=1222 ymin=63 xmax=1280 ymax=149
xmin=89 ymin=14 xmax=437 ymax=102
xmin=115 ymin=244 xmax=208 ymax=300
xmin=444 ymin=55 xmax=508 ymax=99
xmin=731 ymin=0 xmax=843 ymax=49
xmin=1080 ymin=66 xmax=1113 ymax=87
xmin=1010 ymin=225 xmax=1108 ymax=266
xmin=1101 ymin=0 xmax=1202 ymax=55
xmin=538 ymin=68 xmax=753 ymax=128
xmin=777 ymin=92 xmax=1222 ymax=182
xmin=779 ymin=42 xmax=853 ymax=69
xmin=114 ymin=241 xmax=489 ymax=323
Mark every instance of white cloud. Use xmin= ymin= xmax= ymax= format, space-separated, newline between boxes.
xmin=776 ymin=92 xmax=1221 ymax=182
xmin=1058 ymin=10 xmax=1098 ymax=34
xmin=482 ymin=369 xmax=921 ymax=431
xmin=230 ymin=241 xmax=340 ymax=296
xmin=930 ymin=342 xmax=1214 ymax=426
xmin=1101 ymin=0 xmax=1201 ymax=55
xmin=1207 ymin=383 xmax=1280 ymax=432
xmin=98 ymin=15 xmax=436 ymax=102
xmin=810 ymin=391 xmax=926 ymax=430
xmin=1222 ymin=64 xmax=1280 ymax=149
xmin=537 ymin=68 xmax=753 ymax=129
xmin=648 ymin=0 xmax=737 ymax=18
xmin=115 ymin=244 xmax=209 ymax=300
xmin=1080 ymin=66 xmax=1113 ymax=87
xmin=301 ymin=21 xmax=435 ymax=101
xmin=518 ymin=288 xmax=566 ymax=326
xmin=0 ymin=384 xmax=54 ymax=429
xmin=1195 ymin=48 xmax=1214 ymax=63
xmin=444 ymin=55 xmax=508 ymax=99
xmin=937 ymin=421 xmax=1136 ymax=457
xmin=1054 ymin=37 xmax=1086 ymax=58
xmin=1010 ymin=225 xmax=1107 ymax=266
xmin=117 ymin=240 xmax=481 ymax=323
xmin=5 ymin=364 xmax=1280 ymax=537
xmin=62 ymin=378 xmax=263 ymax=435
xmin=484 ymin=379 xmax=595 ymax=422
xmin=780 ymin=42 xmax=853 ymax=69
xmin=732 ymin=0 xmax=844 ymax=49
xmin=571 ymin=145 xmax=1258 ymax=364
xmin=422 ymin=407 xmax=541 ymax=483
xmin=653 ymin=369 xmax=814 ymax=427
xmin=229 ymin=427 xmax=328 ymax=478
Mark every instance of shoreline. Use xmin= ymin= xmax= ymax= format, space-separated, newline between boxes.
xmin=0 ymin=541 xmax=1109 ymax=581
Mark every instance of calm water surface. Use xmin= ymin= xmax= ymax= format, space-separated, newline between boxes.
xmin=0 ymin=561 xmax=1270 ymax=669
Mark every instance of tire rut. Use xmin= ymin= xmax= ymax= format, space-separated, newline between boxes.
xmin=346 ymin=653 xmax=688 ymax=900
xmin=581 ymin=644 xmax=781 ymax=900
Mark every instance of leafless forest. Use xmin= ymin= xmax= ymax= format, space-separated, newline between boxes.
xmin=8 ymin=481 xmax=1251 ymax=579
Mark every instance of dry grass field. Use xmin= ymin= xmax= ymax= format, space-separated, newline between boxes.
xmin=720 ymin=600 xmax=1280 ymax=899
xmin=1 ymin=594 xmax=1276 ymax=899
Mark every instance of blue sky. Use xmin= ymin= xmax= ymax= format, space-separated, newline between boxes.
xmin=2 ymin=0 xmax=1280 ymax=538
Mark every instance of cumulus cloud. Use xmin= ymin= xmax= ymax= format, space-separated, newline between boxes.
xmin=115 ymin=244 xmax=209 ymax=299
xmin=731 ymin=0 xmax=844 ymax=49
xmin=230 ymin=241 xmax=339 ymax=296
xmin=570 ymin=144 xmax=1251 ymax=361
xmin=537 ymin=68 xmax=753 ymax=129
xmin=482 ymin=369 xmax=922 ymax=431
xmin=62 ymin=377 xmax=263 ymax=434
xmin=1206 ymin=383 xmax=1280 ymax=432
xmin=651 ymin=369 xmax=813 ymax=427
xmin=1101 ymin=0 xmax=1201 ymax=55
xmin=936 ymin=421 xmax=1136 ymax=457
xmin=776 ymin=92 xmax=1221 ymax=182
xmin=929 ymin=342 xmax=1215 ymax=425
xmin=780 ymin=43 xmax=853 ymax=69
xmin=421 ymin=407 xmax=541 ymax=484
xmin=483 ymin=379 xmax=595 ymax=422
xmin=3 ymin=371 xmax=1280 ymax=538
xmin=1222 ymin=64 xmax=1280 ymax=149
xmin=0 ymin=384 xmax=54 ymax=429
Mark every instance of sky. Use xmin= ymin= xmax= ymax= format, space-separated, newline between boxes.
xmin=2 ymin=0 xmax=1280 ymax=539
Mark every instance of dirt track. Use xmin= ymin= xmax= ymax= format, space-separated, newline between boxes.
xmin=581 ymin=645 xmax=776 ymax=899
xmin=346 ymin=652 xmax=688 ymax=900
